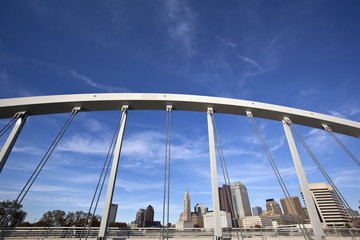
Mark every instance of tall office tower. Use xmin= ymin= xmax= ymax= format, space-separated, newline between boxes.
xmin=183 ymin=190 xmax=191 ymax=221
xmin=252 ymin=206 xmax=263 ymax=216
xmin=176 ymin=190 xmax=194 ymax=229
xmin=143 ymin=205 xmax=154 ymax=227
xmin=194 ymin=203 xmax=208 ymax=216
xmin=136 ymin=209 xmax=145 ymax=227
xmin=280 ymin=196 xmax=305 ymax=218
xmin=300 ymin=183 xmax=350 ymax=227
xmin=218 ymin=184 xmax=233 ymax=217
xmin=265 ymin=199 xmax=282 ymax=214
xmin=232 ymin=181 xmax=252 ymax=218
xmin=109 ymin=204 xmax=118 ymax=223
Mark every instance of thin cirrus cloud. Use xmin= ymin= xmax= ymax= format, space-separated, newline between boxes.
xmin=165 ymin=0 xmax=196 ymax=55
xmin=213 ymin=33 xmax=238 ymax=48
xmin=67 ymin=69 xmax=130 ymax=93
xmin=237 ymin=55 xmax=264 ymax=72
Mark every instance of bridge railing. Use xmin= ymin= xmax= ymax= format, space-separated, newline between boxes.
xmin=2 ymin=227 xmax=360 ymax=239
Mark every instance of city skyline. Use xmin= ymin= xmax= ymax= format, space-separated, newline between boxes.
xmin=0 ymin=0 xmax=359 ymax=225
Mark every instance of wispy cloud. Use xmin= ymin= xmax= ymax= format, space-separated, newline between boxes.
xmin=213 ymin=34 xmax=238 ymax=48
xmin=58 ymin=134 xmax=109 ymax=155
xmin=237 ymin=55 xmax=264 ymax=72
xmin=12 ymin=145 xmax=44 ymax=155
xmin=116 ymin=179 xmax=163 ymax=192
xmin=166 ymin=0 xmax=196 ymax=55
xmin=333 ymin=169 xmax=360 ymax=188
xmin=298 ymin=89 xmax=321 ymax=96
xmin=0 ymin=68 xmax=9 ymax=84
xmin=266 ymin=33 xmax=282 ymax=50
xmin=67 ymin=69 xmax=130 ymax=93
xmin=33 ymin=59 xmax=130 ymax=93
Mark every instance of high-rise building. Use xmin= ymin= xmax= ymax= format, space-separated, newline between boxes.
xmin=280 ymin=196 xmax=306 ymax=219
xmin=143 ymin=205 xmax=154 ymax=227
xmin=194 ymin=203 xmax=208 ymax=216
xmin=252 ymin=206 xmax=263 ymax=216
xmin=109 ymin=204 xmax=118 ymax=223
xmin=300 ymin=183 xmax=350 ymax=227
xmin=265 ymin=199 xmax=282 ymax=214
xmin=135 ymin=209 xmax=145 ymax=227
xmin=218 ymin=184 xmax=233 ymax=216
xmin=232 ymin=181 xmax=252 ymax=218
xmin=176 ymin=190 xmax=194 ymax=230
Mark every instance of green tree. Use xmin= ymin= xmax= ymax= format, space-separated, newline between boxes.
xmin=0 ymin=200 xmax=26 ymax=227
xmin=109 ymin=222 xmax=128 ymax=228
xmin=65 ymin=210 xmax=87 ymax=226
xmin=39 ymin=210 xmax=66 ymax=226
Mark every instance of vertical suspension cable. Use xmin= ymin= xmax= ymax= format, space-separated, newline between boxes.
xmin=0 ymin=108 xmax=80 ymax=233
xmin=85 ymin=107 xmax=128 ymax=240
xmin=84 ymin=137 xmax=117 ymax=240
xmin=162 ymin=106 xmax=172 ymax=240
xmin=166 ymin=106 xmax=172 ymax=240
xmin=211 ymin=114 xmax=243 ymax=240
xmin=247 ymin=113 xmax=310 ymax=240
xmin=289 ymin=123 xmax=360 ymax=228
xmin=162 ymin=107 xmax=169 ymax=240
xmin=79 ymin=111 xmax=122 ymax=240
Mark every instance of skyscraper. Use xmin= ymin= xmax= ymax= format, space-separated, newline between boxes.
xmin=300 ymin=183 xmax=350 ymax=227
xmin=280 ymin=196 xmax=306 ymax=219
xmin=265 ymin=199 xmax=282 ymax=214
xmin=218 ymin=184 xmax=233 ymax=217
xmin=232 ymin=181 xmax=252 ymax=218
xmin=176 ymin=190 xmax=194 ymax=229
xmin=135 ymin=209 xmax=145 ymax=227
xmin=143 ymin=205 xmax=154 ymax=227
xmin=252 ymin=206 xmax=263 ymax=216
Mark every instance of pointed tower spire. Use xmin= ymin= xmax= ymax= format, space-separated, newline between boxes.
xmin=183 ymin=190 xmax=191 ymax=221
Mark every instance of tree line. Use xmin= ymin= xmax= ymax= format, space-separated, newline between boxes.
xmin=1 ymin=200 xmax=127 ymax=228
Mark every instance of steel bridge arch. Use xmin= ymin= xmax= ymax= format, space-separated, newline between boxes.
xmin=0 ymin=93 xmax=359 ymax=137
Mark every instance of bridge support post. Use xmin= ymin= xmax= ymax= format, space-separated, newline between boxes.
xmin=207 ymin=108 xmax=223 ymax=240
xmin=98 ymin=106 xmax=128 ymax=240
xmin=0 ymin=111 xmax=27 ymax=174
xmin=282 ymin=118 xmax=326 ymax=240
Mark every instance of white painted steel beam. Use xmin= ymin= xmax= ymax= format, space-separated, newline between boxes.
xmin=207 ymin=108 xmax=222 ymax=240
xmin=98 ymin=106 xmax=128 ymax=240
xmin=0 ymin=93 xmax=359 ymax=138
xmin=0 ymin=112 xmax=27 ymax=173
xmin=282 ymin=118 xmax=326 ymax=240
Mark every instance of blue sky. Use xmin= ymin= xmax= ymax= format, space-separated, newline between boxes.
xmin=0 ymin=0 xmax=359 ymax=224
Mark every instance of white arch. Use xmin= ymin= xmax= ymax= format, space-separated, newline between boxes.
xmin=0 ymin=93 xmax=359 ymax=137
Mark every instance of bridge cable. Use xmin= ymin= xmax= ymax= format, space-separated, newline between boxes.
xmin=247 ymin=113 xmax=311 ymax=240
xmin=288 ymin=122 xmax=360 ymax=229
xmin=0 ymin=108 xmax=79 ymax=234
xmin=79 ymin=111 xmax=122 ymax=240
xmin=211 ymin=113 xmax=244 ymax=240
xmin=0 ymin=117 xmax=17 ymax=138
xmin=84 ymin=107 xmax=128 ymax=239
xmin=162 ymin=106 xmax=172 ymax=240
xmin=322 ymin=125 xmax=360 ymax=168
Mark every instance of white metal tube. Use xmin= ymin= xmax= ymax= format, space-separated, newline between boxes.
xmin=98 ymin=106 xmax=128 ymax=239
xmin=0 ymin=112 xmax=27 ymax=173
xmin=282 ymin=119 xmax=326 ymax=240
xmin=207 ymin=108 xmax=222 ymax=240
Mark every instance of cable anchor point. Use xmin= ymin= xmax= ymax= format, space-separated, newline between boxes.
xmin=246 ymin=111 xmax=253 ymax=118
xmin=321 ymin=124 xmax=332 ymax=132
